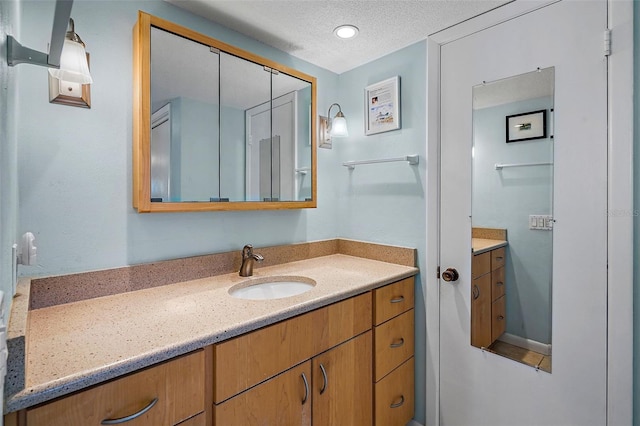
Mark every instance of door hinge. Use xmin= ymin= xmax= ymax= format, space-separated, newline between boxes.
xmin=437 ymin=266 xmax=441 ymax=279
xmin=604 ymin=29 xmax=611 ymax=56
xmin=210 ymin=47 xmax=220 ymax=55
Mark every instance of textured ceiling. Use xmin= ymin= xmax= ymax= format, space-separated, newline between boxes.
xmin=165 ymin=0 xmax=510 ymax=74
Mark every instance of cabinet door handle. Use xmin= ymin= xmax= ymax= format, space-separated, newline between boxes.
xmin=495 ymin=256 xmax=504 ymax=261
xmin=319 ymin=363 xmax=328 ymax=395
xmin=390 ymin=395 xmax=405 ymax=409
xmin=472 ymin=285 xmax=480 ymax=300
xmin=497 ymin=315 xmax=505 ymax=320
xmin=390 ymin=296 xmax=405 ymax=304
xmin=301 ymin=372 xmax=309 ymax=404
xmin=101 ymin=398 xmax=158 ymax=424
xmin=390 ymin=338 xmax=405 ymax=348
xmin=496 ymin=281 xmax=504 ymax=287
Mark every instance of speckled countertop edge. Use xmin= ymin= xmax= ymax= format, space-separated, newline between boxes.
xmin=471 ymin=238 xmax=508 ymax=255
xmin=6 ymin=254 xmax=418 ymax=413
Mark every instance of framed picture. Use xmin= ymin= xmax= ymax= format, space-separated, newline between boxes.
xmin=365 ymin=76 xmax=400 ymax=135
xmin=506 ymin=109 xmax=546 ymax=142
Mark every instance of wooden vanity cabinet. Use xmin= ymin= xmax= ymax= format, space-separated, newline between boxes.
xmin=372 ymin=277 xmax=415 ymax=426
xmin=471 ymin=247 xmax=506 ymax=348
xmin=24 ymin=350 xmax=205 ymax=426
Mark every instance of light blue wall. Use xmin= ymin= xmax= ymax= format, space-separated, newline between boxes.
xmin=14 ymin=0 xmax=339 ymax=276
xmin=11 ymin=1 xmax=428 ymax=422
xmin=633 ymin=3 xmax=639 ymax=425
xmin=473 ymin=97 xmax=553 ymax=345
xmin=0 ymin=0 xmax=20 ymax=317
xmin=335 ymin=41 xmax=427 ymax=424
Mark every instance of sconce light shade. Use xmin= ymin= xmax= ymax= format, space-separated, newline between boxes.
xmin=331 ymin=112 xmax=349 ymax=137
xmin=48 ymin=18 xmax=93 ymax=85
xmin=48 ymin=38 xmax=92 ymax=84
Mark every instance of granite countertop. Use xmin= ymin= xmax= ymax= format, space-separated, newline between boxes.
xmin=6 ymin=253 xmax=418 ymax=412
xmin=471 ymin=238 xmax=508 ymax=255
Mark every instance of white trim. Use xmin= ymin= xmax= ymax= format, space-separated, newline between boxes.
xmin=424 ymin=37 xmax=441 ymax=426
xmin=606 ymin=1 xmax=634 ymax=424
xmin=497 ymin=333 xmax=552 ymax=356
xmin=429 ymin=0 xmax=558 ymax=45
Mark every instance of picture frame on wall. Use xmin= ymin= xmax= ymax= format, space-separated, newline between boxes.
xmin=506 ymin=109 xmax=546 ymax=142
xmin=365 ymin=76 xmax=400 ymax=135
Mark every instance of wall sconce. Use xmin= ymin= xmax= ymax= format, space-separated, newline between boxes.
xmin=6 ymin=0 xmax=92 ymax=107
xmin=319 ymin=103 xmax=349 ymax=149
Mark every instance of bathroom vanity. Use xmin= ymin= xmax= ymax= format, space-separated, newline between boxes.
xmin=471 ymin=229 xmax=507 ymax=349
xmin=4 ymin=240 xmax=418 ymax=426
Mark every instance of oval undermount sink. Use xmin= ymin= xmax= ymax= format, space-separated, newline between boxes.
xmin=229 ymin=276 xmax=316 ymax=300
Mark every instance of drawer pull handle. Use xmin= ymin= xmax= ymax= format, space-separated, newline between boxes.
xmin=390 ymin=296 xmax=405 ymax=304
xmin=472 ymin=285 xmax=480 ymax=300
xmin=319 ymin=363 xmax=328 ymax=395
xmin=301 ymin=372 xmax=309 ymax=404
xmin=390 ymin=338 xmax=405 ymax=348
xmin=497 ymin=315 xmax=505 ymax=320
xmin=495 ymin=257 xmax=503 ymax=261
xmin=101 ymin=398 xmax=158 ymax=425
xmin=496 ymin=281 xmax=504 ymax=287
xmin=390 ymin=395 xmax=405 ymax=409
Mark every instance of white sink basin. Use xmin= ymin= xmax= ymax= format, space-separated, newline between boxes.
xmin=229 ymin=276 xmax=316 ymax=300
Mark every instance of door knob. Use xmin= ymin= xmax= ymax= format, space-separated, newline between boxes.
xmin=442 ymin=268 xmax=459 ymax=282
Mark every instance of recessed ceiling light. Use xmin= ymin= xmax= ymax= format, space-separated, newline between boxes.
xmin=334 ymin=25 xmax=359 ymax=40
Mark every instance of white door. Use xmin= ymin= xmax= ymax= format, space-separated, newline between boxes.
xmin=439 ymin=1 xmax=607 ymax=424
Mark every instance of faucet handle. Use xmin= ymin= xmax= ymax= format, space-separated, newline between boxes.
xmin=242 ymin=244 xmax=253 ymax=258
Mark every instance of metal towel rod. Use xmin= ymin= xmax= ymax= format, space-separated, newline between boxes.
xmin=494 ymin=161 xmax=553 ymax=170
xmin=343 ymin=155 xmax=419 ymax=170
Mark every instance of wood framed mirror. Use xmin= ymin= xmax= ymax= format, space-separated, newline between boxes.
xmin=133 ymin=12 xmax=317 ymax=212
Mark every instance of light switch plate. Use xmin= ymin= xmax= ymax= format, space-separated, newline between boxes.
xmin=529 ymin=214 xmax=553 ymax=230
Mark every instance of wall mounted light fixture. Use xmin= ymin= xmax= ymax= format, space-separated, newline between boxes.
xmin=319 ymin=103 xmax=349 ymax=149
xmin=7 ymin=0 xmax=93 ymax=107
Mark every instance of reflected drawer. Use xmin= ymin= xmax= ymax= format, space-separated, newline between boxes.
xmin=492 ymin=266 xmax=505 ymax=301
xmin=492 ymin=295 xmax=506 ymax=342
xmin=472 ymin=251 xmax=491 ymax=278
xmin=491 ymin=247 xmax=506 ymax=271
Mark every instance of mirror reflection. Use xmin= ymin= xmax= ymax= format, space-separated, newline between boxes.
xmin=471 ymin=67 xmax=554 ymax=372
xmin=147 ymin=24 xmax=314 ymax=207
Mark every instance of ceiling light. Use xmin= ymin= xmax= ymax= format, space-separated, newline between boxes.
xmin=334 ymin=25 xmax=359 ymax=40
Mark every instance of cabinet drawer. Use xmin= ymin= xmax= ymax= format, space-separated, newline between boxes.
xmin=26 ymin=350 xmax=205 ymax=426
xmin=374 ymin=309 xmax=414 ymax=382
xmin=373 ymin=277 xmax=414 ymax=325
xmin=214 ymin=292 xmax=371 ymax=403
xmin=472 ymin=252 xmax=491 ymax=278
xmin=214 ymin=361 xmax=311 ymax=426
xmin=177 ymin=413 xmax=206 ymax=426
xmin=491 ymin=266 xmax=505 ymax=301
xmin=374 ymin=357 xmax=414 ymax=426
xmin=491 ymin=247 xmax=506 ymax=271
xmin=492 ymin=295 xmax=506 ymax=342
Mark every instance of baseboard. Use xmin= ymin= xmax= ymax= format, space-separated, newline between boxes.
xmin=498 ymin=333 xmax=552 ymax=356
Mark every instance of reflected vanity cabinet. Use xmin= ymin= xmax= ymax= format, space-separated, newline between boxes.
xmin=132 ymin=12 xmax=317 ymax=213
xmin=471 ymin=247 xmax=506 ymax=349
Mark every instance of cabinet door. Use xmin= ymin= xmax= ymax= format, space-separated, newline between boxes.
xmin=312 ymin=331 xmax=372 ymax=426
xmin=470 ymin=273 xmax=492 ymax=348
xmin=214 ymin=361 xmax=311 ymax=426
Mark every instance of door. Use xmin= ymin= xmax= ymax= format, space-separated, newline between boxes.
xmin=439 ymin=1 xmax=607 ymax=425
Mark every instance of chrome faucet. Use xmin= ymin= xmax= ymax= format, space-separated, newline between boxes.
xmin=239 ymin=244 xmax=264 ymax=277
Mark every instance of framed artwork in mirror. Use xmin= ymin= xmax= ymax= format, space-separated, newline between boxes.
xmin=365 ymin=76 xmax=400 ymax=135
xmin=506 ymin=109 xmax=546 ymax=142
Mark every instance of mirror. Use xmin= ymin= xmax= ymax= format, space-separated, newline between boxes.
xmin=471 ymin=67 xmax=554 ymax=372
xmin=133 ymin=12 xmax=317 ymax=212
